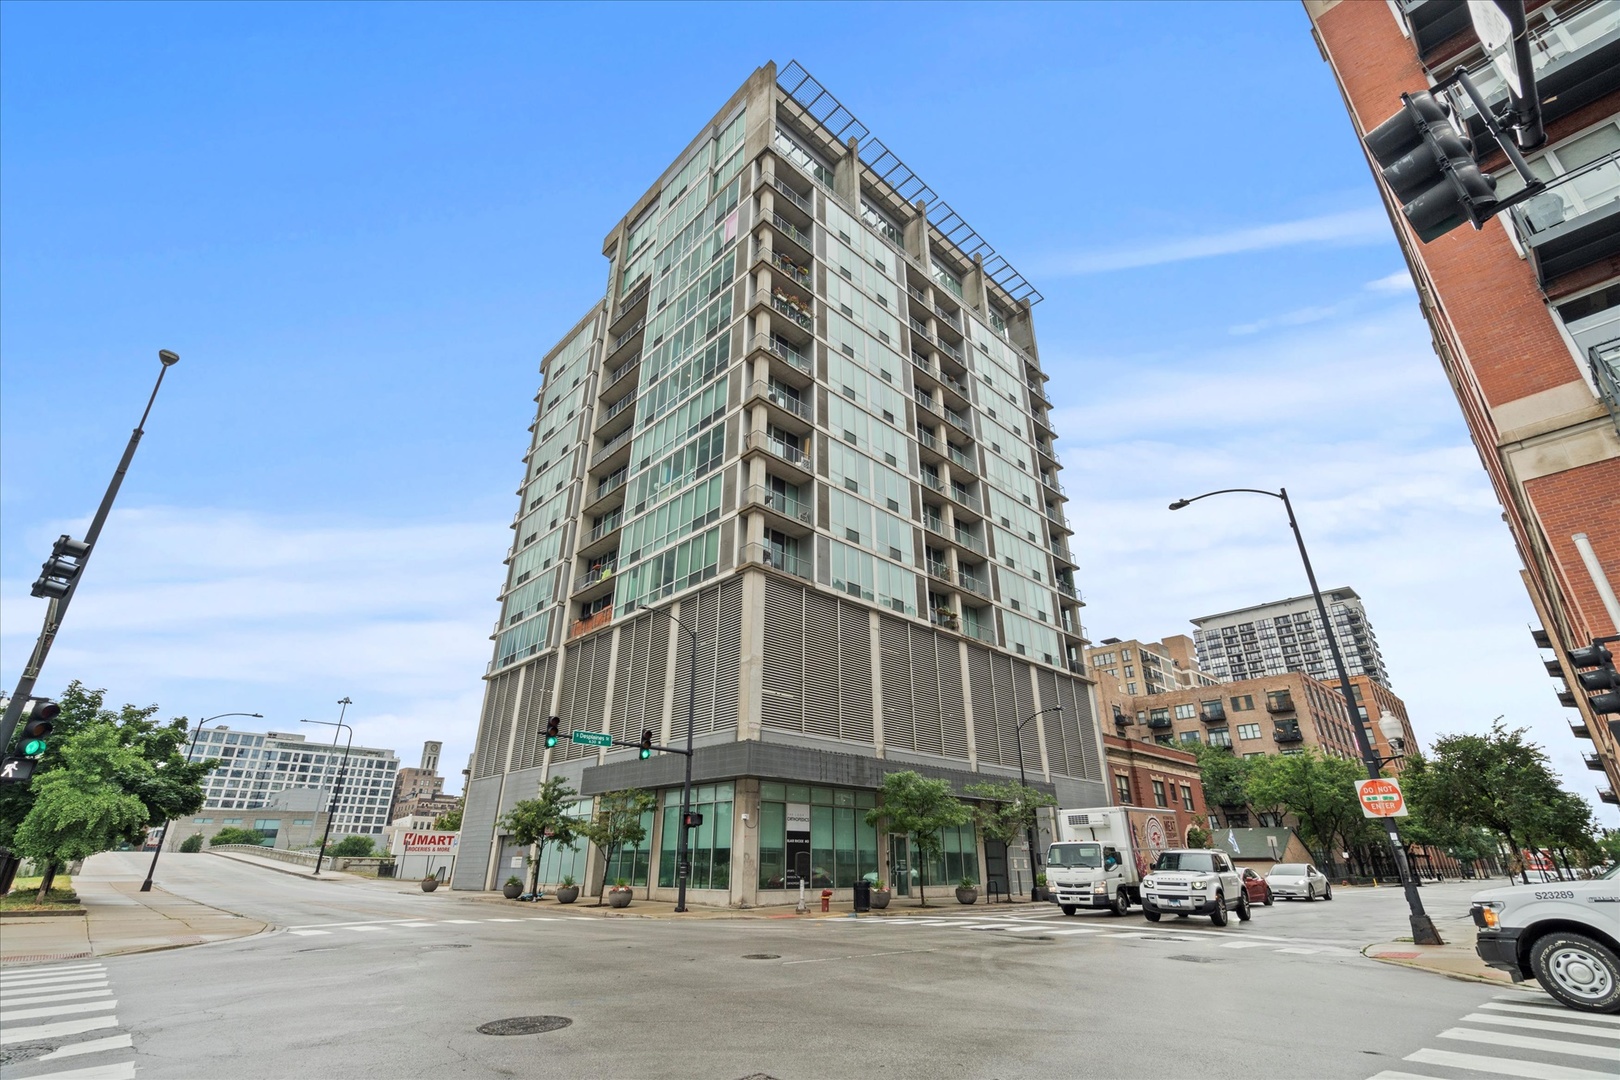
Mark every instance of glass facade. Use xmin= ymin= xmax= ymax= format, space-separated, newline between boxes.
xmin=657 ymin=784 xmax=734 ymax=889
xmin=756 ymin=782 xmax=879 ymax=889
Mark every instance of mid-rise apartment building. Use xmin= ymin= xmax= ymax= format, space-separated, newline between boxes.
xmin=458 ymin=62 xmax=1104 ymax=902
xmin=196 ymin=725 xmax=400 ymax=836
xmin=1192 ymin=588 xmax=1391 ymax=688
xmin=1305 ymin=0 xmax=1620 ymax=805
xmin=1086 ymin=635 xmax=1219 ymax=738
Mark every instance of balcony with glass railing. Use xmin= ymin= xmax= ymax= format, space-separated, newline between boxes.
xmin=589 ymin=426 xmax=635 ymax=469
xmin=952 ymin=528 xmax=986 ymax=556
xmin=771 ymin=214 xmax=813 ymax=256
xmin=749 ymin=381 xmax=814 ymax=427
xmin=744 ymin=542 xmax=812 ymax=580
xmin=745 ymin=430 xmax=814 ymax=477
xmin=1505 ymin=150 xmax=1620 ymax=286
xmin=943 ymin=406 xmax=973 ymax=435
xmin=925 ymin=557 xmax=952 ymax=581
xmin=957 ymin=569 xmax=990 ymax=598
xmin=770 ymin=251 xmax=813 ymax=289
xmin=948 ymin=444 xmax=977 ymax=474
xmin=742 ymin=485 xmax=814 ymax=532
xmin=1592 ymin=337 xmax=1620 ymax=435
xmin=921 ymin=471 xmax=946 ymax=495
xmin=773 ymin=176 xmax=813 ymax=217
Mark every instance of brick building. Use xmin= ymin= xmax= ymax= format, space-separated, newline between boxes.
xmin=1086 ymin=636 xmax=1219 ymax=735
xmin=1304 ymin=0 xmax=1620 ymax=807
xmin=1103 ymin=733 xmax=1209 ymax=844
xmin=390 ymin=740 xmax=448 ymax=822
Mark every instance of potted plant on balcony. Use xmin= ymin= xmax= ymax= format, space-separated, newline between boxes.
xmin=955 ymin=877 xmax=979 ymax=905
xmin=502 ymin=875 xmax=523 ymax=900
xmin=555 ymin=874 xmax=580 ymax=904
xmin=607 ymin=879 xmax=634 ymax=909
xmin=934 ymin=607 xmax=959 ymax=630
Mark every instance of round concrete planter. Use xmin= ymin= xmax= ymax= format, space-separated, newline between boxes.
xmin=420 ymin=878 xmax=439 ymax=893
xmin=502 ymin=882 xmax=522 ymax=899
xmin=869 ymin=890 xmax=891 ymax=910
xmin=607 ymin=888 xmax=633 ymax=909
xmin=555 ymin=886 xmax=580 ymax=904
xmin=955 ymin=887 xmax=978 ymax=905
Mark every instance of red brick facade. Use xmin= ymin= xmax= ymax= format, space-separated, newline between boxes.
xmin=1103 ymin=734 xmax=1208 ymax=843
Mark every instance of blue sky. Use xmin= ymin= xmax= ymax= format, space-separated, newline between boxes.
xmin=3 ymin=2 xmax=1608 ymax=822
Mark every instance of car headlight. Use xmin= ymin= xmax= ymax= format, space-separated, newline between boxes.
xmin=1143 ymin=882 xmax=1156 ymax=891
xmin=1191 ymin=881 xmax=1207 ymax=890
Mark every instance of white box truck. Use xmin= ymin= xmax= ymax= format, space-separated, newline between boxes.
xmin=1047 ymin=805 xmax=1183 ymax=916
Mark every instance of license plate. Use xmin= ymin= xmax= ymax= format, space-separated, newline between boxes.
xmin=1163 ymin=898 xmax=1188 ymax=907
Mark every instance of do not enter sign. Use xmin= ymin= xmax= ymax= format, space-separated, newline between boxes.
xmin=1356 ymin=778 xmax=1408 ymax=818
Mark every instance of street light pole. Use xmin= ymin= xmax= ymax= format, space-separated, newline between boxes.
xmin=1170 ymin=486 xmax=1443 ymax=945
xmin=140 ymin=711 xmax=263 ymax=892
xmin=303 ymin=698 xmax=353 ymax=878
xmin=641 ymin=603 xmax=698 ymax=914
xmin=1016 ymin=707 xmax=1061 ymax=902
xmin=0 ymin=351 xmax=180 ymax=757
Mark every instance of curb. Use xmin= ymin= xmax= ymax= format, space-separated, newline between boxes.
xmin=1360 ymin=944 xmax=1531 ymax=989
xmin=208 ymin=850 xmax=346 ymax=882
xmin=0 ymin=908 xmax=87 ymax=919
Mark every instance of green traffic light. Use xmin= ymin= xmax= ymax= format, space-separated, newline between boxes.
xmin=22 ymin=739 xmax=46 ymax=756
xmin=545 ymin=736 xmax=558 ymax=748
xmin=639 ymin=747 xmax=651 ymax=760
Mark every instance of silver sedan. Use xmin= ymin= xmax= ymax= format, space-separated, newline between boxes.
xmin=1265 ymin=862 xmax=1333 ymax=901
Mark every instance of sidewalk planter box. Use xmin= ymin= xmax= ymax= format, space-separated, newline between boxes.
xmin=607 ymin=887 xmax=633 ymax=909
xmin=955 ymin=886 xmax=978 ymax=905
xmin=556 ymin=885 xmax=580 ymax=904
xmin=870 ymin=889 xmax=891 ymax=910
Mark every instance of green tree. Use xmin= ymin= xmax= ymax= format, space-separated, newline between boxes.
xmin=577 ymin=788 xmax=654 ymax=905
xmin=1190 ymin=743 xmax=1253 ymax=816
xmin=1185 ymin=824 xmax=1212 ymax=849
xmin=209 ymin=827 xmax=267 ymax=847
xmin=865 ymin=771 xmax=971 ymax=906
xmin=179 ymin=833 xmax=204 ymax=853
xmin=329 ymin=835 xmax=377 ymax=857
xmin=1246 ymin=750 xmax=1368 ymax=874
xmin=964 ymin=779 xmax=1055 ymax=859
xmin=13 ymin=724 xmax=152 ymax=901
xmin=433 ymin=807 xmax=463 ymax=833
xmin=499 ymin=777 xmax=581 ymax=894
xmin=1401 ymin=723 xmax=1568 ymax=883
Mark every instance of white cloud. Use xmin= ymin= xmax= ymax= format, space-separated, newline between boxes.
xmin=1365 ymin=270 xmax=1416 ymax=293
xmin=1041 ymin=208 xmax=1390 ymax=275
xmin=1 ymin=508 xmax=508 ymax=794
xmin=1229 ymin=303 xmax=1351 ymax=336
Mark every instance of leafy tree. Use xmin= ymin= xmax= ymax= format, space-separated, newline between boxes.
xmin=209 ymin=827 xmax=267 ymax=847
xmin=329 ymin=835 xmax=377 ymax=857
xmin=1598 ymin=831 xmax=1620 ymax=867
xmin=1401 ymin=723 xmax=1568 ymax=884
xmin=179 ymin=833 xmax=204 ymax=854
xmin=433 ymin=807 xmax=463 ymax=833
xmin=864 ymin=771 xmax=971 ymax=906
xmin=13 ymin=724 xmax=153 ymax=900
xmin=499 ymin=777 xmax=580 ymax=894
xmin=577 ymin=788 xmax=654 ymax=905
xmin=1190 ymin=743 xmax=1253 ymax=814
xmin=964 ymin=779 xmax=1055 ymax=855
xmin=1185 ymin=824 xmax=1212 ymax=849
xmin=1246 ymin=750 xmax=1369 ymax=874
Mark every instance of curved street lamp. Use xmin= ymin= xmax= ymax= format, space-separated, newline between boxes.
xmin=1169 ymin=485 xmax=1442 ymax=945
xmin=140 ymin=710 xmax=264 ymax=892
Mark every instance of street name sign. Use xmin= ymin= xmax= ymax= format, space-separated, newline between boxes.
xmin=571 ymin=730 xmax=612 ymax=748
xmin=1356 ymin=778 xmax=1408 ymax=818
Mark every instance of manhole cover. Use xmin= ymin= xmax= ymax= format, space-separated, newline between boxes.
xmin=1169 ymin=954 xmax=1223 ymax=964
xmin=741 ymin=953 xmax=780 ymax=960
xmin=478 ymin=1016 xmax=573 ymax=1036
xmin=421 ymin=944 xmax=471 ymax=951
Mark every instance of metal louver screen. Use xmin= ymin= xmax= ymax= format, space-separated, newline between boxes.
xmin=880 ymin=617 xmax=914 ymax=750
xmin=804 ymin=591 xmax=840 ymax=738
xmin=512 ymin=655 xmax=556 ymax=771
xmin=714 ymin=578 xmax=742 ymax=731
xmin=473 ymin=671 xmax=516 ymax=778
xmin=939 ymin=640 xmax=968 ymax=760
xmin=838 ymin=602 xmax=873 ymax=743
xmin=910 ymin=625 xmax=943 ymax=755
xmin=762 ymin=577 xmax=803 ymax=731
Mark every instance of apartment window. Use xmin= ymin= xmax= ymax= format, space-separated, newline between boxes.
xmin=1126 ymin=682 xmax=1138 ymax=695
xmin=1208 ymin=728 xmax=1232 ymax=748
xmin=1236 ymin=723 xmax=1262 ymax=741
xmin=1182 ymin=786 xmax=1195 ymax=812
xmin=1179 ymin=731 xmax=1201 ymax=745
xmin=1123 ymin=665 xmax=1135 ymax=678
xmin=1114 ymin=773 xmax=1132 ymax=804
xmin=1174 ymin=703 xmax=1196 ymax=720
xmin=1151 ymin=780 xmax=1167 ymax=808
xmin=1229 ymin=694 xmax=1254 ymax=711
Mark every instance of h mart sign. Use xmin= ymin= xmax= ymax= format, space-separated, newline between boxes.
xmin=1356 ymin=778 xmax=1408 ymax=818
xmin=403 ymin=831 xmax=459 ymax=853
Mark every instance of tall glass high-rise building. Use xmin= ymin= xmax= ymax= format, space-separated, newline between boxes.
xmin=455 ymin=63 xmax=1103 ymax=903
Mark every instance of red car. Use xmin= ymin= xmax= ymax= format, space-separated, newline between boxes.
xmin=1240 ymin=867 xmax=1273 ymax=906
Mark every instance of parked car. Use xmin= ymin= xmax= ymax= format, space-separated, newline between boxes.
xmin=1239 ymin=867 xmax=1273 ymax=906
xmin=1472 ymin=863 xmax=1620 ymax=1014
xmin=1141 ymin=848 xmax=1249 ymax=926
xmin=1266 ymin=863 xmax=1333 ymax=901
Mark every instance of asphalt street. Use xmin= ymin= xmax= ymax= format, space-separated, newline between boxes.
xmin=4 ymin=856 xmax=1611 ymax=1080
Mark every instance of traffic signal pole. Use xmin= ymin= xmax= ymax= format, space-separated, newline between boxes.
xmin=0 ymin=352 xmax=179 ymax=759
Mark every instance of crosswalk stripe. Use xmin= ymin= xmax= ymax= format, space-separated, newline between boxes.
xmin=0 ymin=989 xmax=114 ymax=1008
xmin=1461 ymin=1013 xmax=1620 ymax=1040
xmin=1438 ymin=1027 xmax=1620 ymax=1061
xmin=288 ymin=930 xmax=330 ymax=936
xmin=1220 ymin=942 xmax=1270 ymax=950
xmin=1368 ymin=1072 xmax=1450 ymax=1079
xmin=36 ymin=1034 xmax=135 ymax=1061
xmin=1480 ymin=1001 xmax=1620 ymax=1026
xmin=440 ymin=919 xmax=478 ymax=924
xmin=348 ymin=926 xmax=386 ymax=933
xmin=0 ymin=1015 xmax=119 ymax=1046
xmin=19 ymin=1062 xmax=136 ymax=1080
xmin=0 ymin=1000 xmax=118 ymax=1023
xmin=0 ymin=981 xmax=109 ymax=1001
xmin=1407 ymin=1046 xmax=1619 ymax=1079
xmin=526 ymin=917 xmax=560 ymax=922
xmin=0 ymin=975 xmax=109 ymax=992
xmin=485 ymin=918 xmax=521 ymax=922
xmin=1045 ymin=928 xmax=1106 ymax=936
xmin=0 ymin=964 xmax=105 ymax=983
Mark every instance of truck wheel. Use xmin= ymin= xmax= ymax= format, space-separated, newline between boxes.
xmin=1209 ymin=894 xmax=1229 ymax=927
xmin=1529 ymin=931 xmax=1620 ymax=1014
xmin=1237 ymin=894 xmax=1252 ymax=922
xmin=1143 ymin=908 xmax=1162 ymax=923
xmin=1111 ymin=889 xmax=1129 ymax=917
xmin=1060 ymin=905 xmax=1077 ymax=916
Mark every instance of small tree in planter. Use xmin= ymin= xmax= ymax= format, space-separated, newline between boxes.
xmin=955 ymin=876 xmax=979 ymax=904
xmin=579 ymin=788 xmax=655 ymax=906
xmin=966 ymin=779 xmax=1056 ymax=899
xmin=555 ymin=874 xmax=580 ymax=904
xmin=499 ymin=777 xmax=580 ymax=898
xmin=864 ymin=771 xmax=970 ymax=907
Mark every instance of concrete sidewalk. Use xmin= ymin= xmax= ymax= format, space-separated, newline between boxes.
xmin=208 ymin=847 xmax=363 ymax=882
xmin=1363 ymin=910 xmax=1541 ymax=991
xmin=456 ymin=888 xmax=1050 ymax=920
xmin=1 ymin=874 xmax=269 ymax=968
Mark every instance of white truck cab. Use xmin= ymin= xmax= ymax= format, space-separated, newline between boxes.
xmin=1047 ymin=806 xmax=1183 ymax=917
xmin=1471 ymin=865 xmax=1620 ymax=1014
xmin=1141 ymin=848 xmax=1250 ymax=927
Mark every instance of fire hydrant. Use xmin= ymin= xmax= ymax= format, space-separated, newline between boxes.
xmin=820 ymin=889 xmax=832 ymax=913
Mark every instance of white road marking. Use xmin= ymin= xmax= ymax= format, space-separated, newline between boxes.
xmin=0 ymin=999 xmax=118 ymax=1023
xmin=347 ymin=926 xmax=386 ymax=933
xmin=1368 ymin=1072 xmax=1451 ymax=1080
xmin=1275 ymin=947 xmax=1323 ymax=955
xmin=526 ymin=917 xmax=561 ymax=922
xmin=1480 ymin=1001 xmax=1620 ymax=1026
xmin=439 ymin=919 xmax=479 ymax=924
xmin=1406 ymin=1046 xmax=1619 ymax=1079
xmin=1220 ymin=941 xmax=1270 ymax=950
xmin=288 ymin=930 xmax=330 ymax=937
xmin=1461 ymin=1013 xmax=1620 ymax=1040
xmin=484 ymin=918 xmax=522 ymax=922
xmin=1044 ymin=928 xmax=1106 ymax=936
xmin=0 ymin=964 xmax=105 ymax=983
xmin=18 ymin=1062 xmax=136 ymax=1080
xmin=0 ymin=989 xmax=114 ymax=1008
xmin=0 ymin=1015 xmax=119 ymax=1045
xmin=0 ymin=981 xmax=109 ymax=1000
xmin=780 ymin=948 xmax=938 ymax=966
xmin=1438 ymin=1027 xmax=1620 ymax=1061
xmin=0 ymin=975 xmax=109 ymax=993
xmin=36 ymin=1034 xmax=135 ymax=1062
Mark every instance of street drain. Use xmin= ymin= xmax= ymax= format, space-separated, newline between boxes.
xmin=741 ymin=953 xmax=780 ymax=960
xmin=478 ymin=1016 xmax=572 ymax=1036
xmin=1169 ymin=954 xmax=1224 ymax=964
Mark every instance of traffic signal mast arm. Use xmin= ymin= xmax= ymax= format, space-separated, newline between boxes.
xmin=614 ymin=736 xmax=691 ymax=757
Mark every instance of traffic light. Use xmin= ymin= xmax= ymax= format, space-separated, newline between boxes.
xmin=18 ymin=699 xmax=58 ymax=757
xmin=30 ymin=535 xmax=91 ymax=600
xmin=544 ymin=716 xmax=561 ymax=748
xmin=639 ymin=730 xmax=653 ymax=759
xmin=1364 ymin=91 xmax=1497 ymax=243
xmin=1568 ymin=643 xmax=1620 ymax=715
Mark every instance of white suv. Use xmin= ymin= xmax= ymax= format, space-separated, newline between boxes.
xmin=1141 ymin=848 xmax=1249 ymax=927
xmin=1471 ymin=864 xmax=1620 ymax=1014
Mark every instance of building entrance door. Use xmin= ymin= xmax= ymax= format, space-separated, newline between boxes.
xmin=984 ymin=840 xmax=1009 ymax=899
xmin=889 ymin=835 xmax=912 ymax=897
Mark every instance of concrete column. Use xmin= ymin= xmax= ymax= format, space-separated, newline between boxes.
xmin=1009 ymin=297 xmax=1039 ymax=359
xmin=870 ymin=609 xmax=885 ymax=757
xmin=903 ymin=199 xmax=930 ymax=267
xmin=737 ymin=570 xmax=765 ymax=742
xmin=964 ymin=253 xmax=990 ymax=316
xmin=658 ymin=620 xmax=680 ymax=748
xmin=959 ymin=639 xmax=978 ymax=769
xmin=1030 ymin=666 xmax=1052 ymax=780
xmin=596 ymin=625 xmax=621 ymax=768
xmin=833 ymin=135 xmax=860 ymax=211
xmin=734 ymin=778 xmax=760 ymax=907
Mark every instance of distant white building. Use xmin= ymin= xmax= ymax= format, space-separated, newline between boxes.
xmin=1192 ymin=588 xmax=1391 ymax=689
xmin=195 ymin=726 xmax=400 ymax=836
